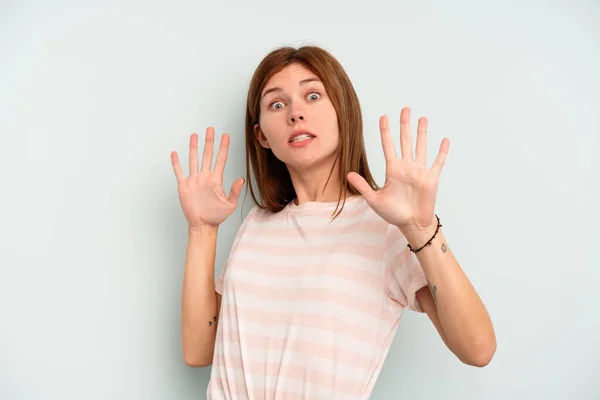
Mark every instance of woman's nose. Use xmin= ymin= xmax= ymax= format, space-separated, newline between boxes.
xmin=289 ymin=111 xmax=305 ymax=123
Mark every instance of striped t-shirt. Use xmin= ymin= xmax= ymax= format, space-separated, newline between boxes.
xmin=208 ymin=195 xmax=429 ymax=400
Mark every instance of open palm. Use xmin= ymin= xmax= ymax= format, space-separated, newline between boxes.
xmin=171 ymin=127 xmax=244 ymax=228
xmin=347 ymin=107 xmax=449 ymax=230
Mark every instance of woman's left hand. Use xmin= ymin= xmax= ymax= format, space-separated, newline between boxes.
xmin=347 ymin=107 xmax=450 ymax=233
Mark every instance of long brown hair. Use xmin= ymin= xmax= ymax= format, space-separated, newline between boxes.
xmin=244 ymin=45 xmax=379 ymax=219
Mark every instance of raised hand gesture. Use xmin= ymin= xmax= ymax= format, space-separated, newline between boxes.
xmin=347 ymin=107 xmax=449 ymax=233
xmin=170 ymin=127 xmax=245 ymax=229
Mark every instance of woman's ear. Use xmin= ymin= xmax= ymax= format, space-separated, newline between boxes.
xmin=254 ymin=124 xmax=271 ymax=148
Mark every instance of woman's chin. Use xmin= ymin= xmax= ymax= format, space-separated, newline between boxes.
xmin=285 ymin=155 xmax=336 ymax=173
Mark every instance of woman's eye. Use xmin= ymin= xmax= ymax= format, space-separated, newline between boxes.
xmin=269 ymin=93 xmax=319 ymax=110
xmin=270 ymin=101 xmax=284 ymax=110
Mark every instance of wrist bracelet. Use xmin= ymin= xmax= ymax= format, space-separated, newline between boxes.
xmin=407 ymin=214 xmax=442 ymax=253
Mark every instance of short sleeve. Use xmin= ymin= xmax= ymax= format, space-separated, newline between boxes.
xmin=215 ymin=206 xmax=256 ymax=295
xmin=214 ymin=263 xmax=226 ymax=295
xmin=383 ymin=223 xmax=429 ymax=312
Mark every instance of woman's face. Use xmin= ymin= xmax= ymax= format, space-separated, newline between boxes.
xmin=256 ymin=63 xmax=340 ymax=172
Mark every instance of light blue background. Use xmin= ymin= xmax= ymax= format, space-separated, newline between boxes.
xmin=1 ymin=0 xmax=598 ymax=398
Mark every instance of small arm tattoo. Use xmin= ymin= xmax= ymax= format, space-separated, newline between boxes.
xmin=429 ymin=284 xmax=438 ymax=305
xmin=208 ymin=316 xmax=217 ymax=326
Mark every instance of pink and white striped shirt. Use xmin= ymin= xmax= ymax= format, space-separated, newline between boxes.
xmin=208 ymin=195 xmax=428 ymax=400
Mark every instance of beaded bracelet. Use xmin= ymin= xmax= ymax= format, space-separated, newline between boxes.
xmin=406 ymin=214 xmax=442 ymax=253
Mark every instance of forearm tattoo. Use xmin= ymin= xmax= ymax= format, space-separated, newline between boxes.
xmin=425 ymin=243 xmax=446 ymax=306
xmin=208 ymin=316 xmax=217 ymax=326
xmin=429 ymin=284 xmax=438 ymax=305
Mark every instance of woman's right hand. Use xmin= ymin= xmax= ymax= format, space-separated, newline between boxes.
xmin=170 ymin=127 xmax=245 ymax=229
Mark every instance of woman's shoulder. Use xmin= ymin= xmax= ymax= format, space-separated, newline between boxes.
xmin=237 ymin=203 xmax=280 ymax=228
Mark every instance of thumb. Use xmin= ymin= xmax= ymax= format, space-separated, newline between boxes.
xmin=227 ymin=178 xmax=245 ymax=205
xmin=347 ymin=172 xmax=375 ymax=201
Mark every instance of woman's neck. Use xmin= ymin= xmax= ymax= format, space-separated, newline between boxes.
xmin=287 ymin=162 xmax=348 ymax=205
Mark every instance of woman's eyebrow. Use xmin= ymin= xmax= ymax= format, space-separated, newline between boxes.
xmin=261 ymin=78 xmax=322 ymax=100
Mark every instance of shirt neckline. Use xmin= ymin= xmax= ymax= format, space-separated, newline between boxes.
xmin=284 ymin=195 xmax=365 ymax=213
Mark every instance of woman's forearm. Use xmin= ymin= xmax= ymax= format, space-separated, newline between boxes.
xmin=181 ymin=224 xmax=220 ymax=367
xmin=403 ymin=227 xmax=496 ymax=366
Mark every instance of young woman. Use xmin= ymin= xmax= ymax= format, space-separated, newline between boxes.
xmin=171 ymin=45 xmax=496 ymax=399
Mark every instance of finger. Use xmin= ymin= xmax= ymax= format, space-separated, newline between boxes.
xmin=189 ymin=133 xmax=199 ymax=175
xmin=227 ymin=177 xmax=245 ymax=205
xmin=431 ymin=138 xmax=450 ymax=176
xmin=170 ymin=151 xmax=186 ymax=183
xmin=379 ymin=115 xmax=397 ymax=161
xmin=200 ymin=127 xmax=215 ymax=172
xmin=415 ymin=117 xmax=428 ymax=166
xmin=347 ymin=172 xmax=376 ymax=202
xmin=400 ymin=107 xmax=414 ymax=161
xmin=213 ymin=133 xmax=230 ymax=175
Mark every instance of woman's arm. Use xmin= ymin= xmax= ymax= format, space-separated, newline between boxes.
xmin=181 ymin=224 xmax=221 ymax=367
xmin=346 ymin=108 xmax=495 ymax=365
xmin=171 ymin=129 xmax=244 ymax=367
xmin=405 ymin=227 xmax=496 ymax=367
